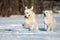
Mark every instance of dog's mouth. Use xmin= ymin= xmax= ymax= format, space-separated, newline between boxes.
xmin=25 ymin=15 xmax=31 ymax=19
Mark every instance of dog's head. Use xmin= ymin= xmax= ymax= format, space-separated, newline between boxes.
xmin=24 ymin=6 xmax=35 ymax=19
xmin=43 ymin=10 xmax=53 ymax=17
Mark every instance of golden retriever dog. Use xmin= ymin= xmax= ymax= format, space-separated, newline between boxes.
xmin=43 ymin=10 xmax=56 ymax=31
xmin=23 ymin=6 xmax=38 ymax=31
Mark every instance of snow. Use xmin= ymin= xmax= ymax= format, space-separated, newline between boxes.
xmin=0 ymin=14 xmax=60 ymax=40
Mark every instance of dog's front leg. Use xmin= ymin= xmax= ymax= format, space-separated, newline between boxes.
xmin=23 ymin=21 xmax=29 ymax=28
xmin=44 ymin=23 xmax=48 ymax=30
xmin=29 ymin=24 xmax=34 ymax=31
xmin=30 ymin=24 xmax=38 ymax=31
xmin=47 ymin=24 xmax=52 ymax=31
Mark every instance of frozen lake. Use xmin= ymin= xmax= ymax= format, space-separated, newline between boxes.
xmin=0 ymin=14 xmax=60 ymax=40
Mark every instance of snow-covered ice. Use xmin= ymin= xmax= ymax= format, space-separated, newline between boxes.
xmin=0 ymin=14 xmax=60 ymax=40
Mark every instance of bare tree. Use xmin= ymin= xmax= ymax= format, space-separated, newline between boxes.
xmin=18 ymin=0 xmax=25 ymax=15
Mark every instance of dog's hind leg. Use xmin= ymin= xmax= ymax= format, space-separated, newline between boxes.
xmin=51 ymin=23 xmax=56 ymax=31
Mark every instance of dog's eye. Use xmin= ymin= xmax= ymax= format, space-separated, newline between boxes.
xmin=27 ymin=13 xmax=28 ymax=14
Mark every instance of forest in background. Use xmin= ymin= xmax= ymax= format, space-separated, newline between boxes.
xmin=0 ymin=0 xmax=60 ymax=17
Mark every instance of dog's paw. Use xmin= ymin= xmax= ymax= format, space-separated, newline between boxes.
xmin=22 ymin=24 xmax=24 ymax=26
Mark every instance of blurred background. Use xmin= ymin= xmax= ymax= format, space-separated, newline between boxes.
xmin=0 ymin=0 xmax=60 ymax=17
xmin=0 ymin=1 xmax=60 ymax=40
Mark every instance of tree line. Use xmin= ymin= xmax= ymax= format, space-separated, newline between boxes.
xmin=0 ymin=0 xmax=56 ymax=17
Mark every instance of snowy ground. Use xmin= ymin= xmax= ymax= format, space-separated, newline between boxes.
xmin=0 ymin=14 xmax=60 ymax=40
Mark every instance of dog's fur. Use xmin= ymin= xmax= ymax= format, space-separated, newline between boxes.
xmin=43 ymin=10 xmax=56 ymax=31
xmin=23 ymin=6 xmax=38 ymax=31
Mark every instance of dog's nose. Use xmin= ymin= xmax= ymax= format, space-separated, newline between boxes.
xmin=44 ymin=13 xmax=46 ymax=17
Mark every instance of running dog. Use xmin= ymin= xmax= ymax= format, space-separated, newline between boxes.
xmin=43 ymin=10 xmax=56 ymax=31
xmin=23 ymin=6 xmax=38 ymax=31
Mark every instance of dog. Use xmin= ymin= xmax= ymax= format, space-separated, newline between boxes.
xmin=43 ymin=10 xmax=56 ymax=31
xmin=23 ymin=6 xmax=38 ymax=31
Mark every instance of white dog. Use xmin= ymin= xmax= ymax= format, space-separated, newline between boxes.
xmin=43 ymin=10 xmax=56 ymax=31
xmin=23 ymin=6 xmax=38 ymax=31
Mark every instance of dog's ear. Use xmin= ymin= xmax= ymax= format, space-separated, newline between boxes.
xmin=25 ymin=6 xmax=28 ymax=9
xmin=30 ymin=6 xmax=33 ymax=10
